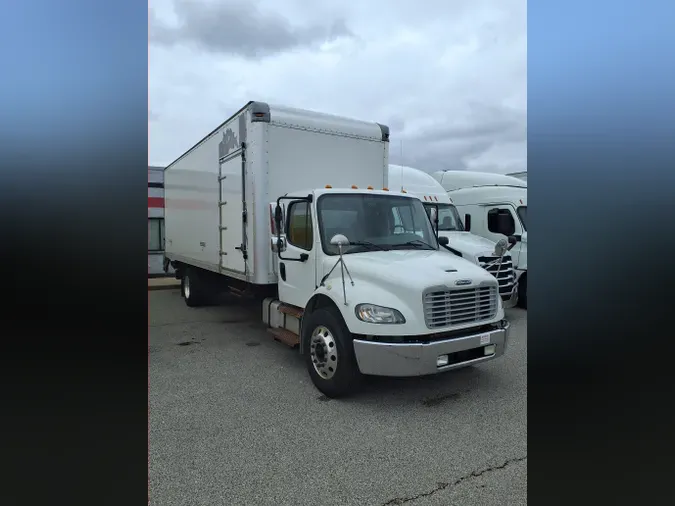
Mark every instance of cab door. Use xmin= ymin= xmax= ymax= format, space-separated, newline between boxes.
xmin=483 ymin=204 xmax=524 ymax=268
xmin=276 ymin=199 xmax=317 ymax=309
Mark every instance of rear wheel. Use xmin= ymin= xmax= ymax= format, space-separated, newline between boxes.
xmin=181 ymin=268 xmax=209 ymax=307
xmin=303 ymin=307 xmax=362 ymax=398
xmin=517 ymin=274 xmax=527 ymax=309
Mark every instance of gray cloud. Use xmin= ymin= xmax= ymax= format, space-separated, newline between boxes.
xmin=149 ymin=0 xmax=526 ymax=174
xmin=386 ymin=101 xmax=526 ymax=172
xmin=149 ymin=1 xmax=353 ymax=58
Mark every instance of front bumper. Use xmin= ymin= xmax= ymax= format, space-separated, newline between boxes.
xmin=352 ymin=321 xmax=510 ymax=377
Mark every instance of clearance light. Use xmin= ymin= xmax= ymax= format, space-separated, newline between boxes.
xmin=351 ymin=185 xmax=358 ymax=189
xmin=325 ymin=185 xmax=332 ymax=189
xmin=520 ymin=199 xmax=523 ymax=204
xmin=423 ymin=196 xmax=428 ymax=201
xmin=382 ymin=187 xmax=389 ymax=191
xmin=401 ymin=189 xmax=407 ymax=193
xmin=434 ymin=196 xmax=438 ymax=201
xmin=367 ymin=186 xmax=374 ymax=190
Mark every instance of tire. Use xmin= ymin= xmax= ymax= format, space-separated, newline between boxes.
xmin=303 ymin=307 xmax=362 ymax=398
xmin=517 ymin=275 xmax=527 ymax=309
xmin=182 ymin=268 xmax=208 ymax=307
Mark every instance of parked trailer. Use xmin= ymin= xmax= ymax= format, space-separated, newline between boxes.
xmin=388 ymin=164 xmax=518 ymax=307
xmin=164 ymin=102 xmax=510 ymax=397
xmin=432 ymin=170 xmax=528 ymax=308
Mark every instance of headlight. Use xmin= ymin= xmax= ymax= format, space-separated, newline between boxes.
xmin=354 ymin=304 xmax=406 ymax=324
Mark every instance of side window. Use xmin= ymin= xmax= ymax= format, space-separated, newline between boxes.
xmin=286 ymin=201 xmax=313 ymax=250
xmin=487 ymin=208 xmax=516 ymax=236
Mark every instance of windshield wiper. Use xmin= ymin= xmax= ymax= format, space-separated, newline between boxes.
xmin=347 ymin=241 xmax=389 ymax=251
xmin=392 ymin=239 xmax=436 ymax=250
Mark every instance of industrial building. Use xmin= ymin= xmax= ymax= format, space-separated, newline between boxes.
xmin=148 ymin=165 xmax=173 ymax=277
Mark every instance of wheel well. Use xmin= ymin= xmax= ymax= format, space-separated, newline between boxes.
xmin=300 ymin=294 xmax=342 ymax=354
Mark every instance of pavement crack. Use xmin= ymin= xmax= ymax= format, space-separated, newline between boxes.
xmin=381 ymin=455 xmax=527 ymax=505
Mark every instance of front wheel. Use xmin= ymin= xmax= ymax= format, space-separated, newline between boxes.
xmin=303 ymin=307 xmax=362 ymax=398
xmin=517 ymin=275 xmax=527 ymax=309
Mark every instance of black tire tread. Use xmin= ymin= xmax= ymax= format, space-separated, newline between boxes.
xmin=303 ymin=306 xmax=362 ymax=398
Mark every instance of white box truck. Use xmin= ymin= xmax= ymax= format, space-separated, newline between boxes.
xmin=432 ymin=170 xmax=528 ymax=308
xmin=388 ymin=164 xmax=518 ymax=307
xmin=164 ymin=102 xmax=511 ymax=397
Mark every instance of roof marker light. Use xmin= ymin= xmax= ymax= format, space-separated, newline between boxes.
xmin=423 ymin=196 xmax=428 ymax=201
xmin=351 ymin=185 xmax=358 ymax=189
xmin=401 ymin=189 xmax=407 ymax=193
xmin=367 ymin=186 xmax=373 ymax=190
xmin=382 ymin=187 xmax=389 ymax=191
xmin=434 ymin=196 xmax=438 ymax=201
xmin=325 ymin=185 xmax=332 ymax=189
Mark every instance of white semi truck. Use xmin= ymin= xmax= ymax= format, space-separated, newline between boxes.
xmin=388 ymin=164 xmax=518 ymax=308
xmin=432 ymin=170 xmax=528 ymax=308
xmin=163 ymin=101 xmax=511 ymax=397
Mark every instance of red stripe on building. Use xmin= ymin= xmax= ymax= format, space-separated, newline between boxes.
xmin=148 ymin=197 xmax=165 ymax=208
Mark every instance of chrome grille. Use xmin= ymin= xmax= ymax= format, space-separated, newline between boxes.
xmin=478 ymin=255 xmax=516 ymax=299
xmin=423 ymin=285 xmax=499 ymax=329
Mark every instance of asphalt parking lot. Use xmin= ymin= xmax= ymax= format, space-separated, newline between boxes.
xmin=149 ymin=289 xmax=527 ymax=506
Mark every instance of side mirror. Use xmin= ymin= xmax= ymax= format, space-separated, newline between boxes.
xmin=464 ymin=214 xmax=471 ymax=231
xmin=496 ymin=213 xmax=515 ymax=236
xmin=274 ymin=204 xmax=283 ymax=230
xmin=438 ymin=236 xmax=449 ymax=246
xmin=271 ymin=237 xmax=286 ymax=253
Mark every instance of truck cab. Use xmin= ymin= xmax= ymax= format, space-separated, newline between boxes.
xmin=267 ymin=187 xmax=510 ymax=396
xmin=432 ymin=170 xmax=528 ymax=308
xmin=388 ymin=164 xmax=518 ymax=308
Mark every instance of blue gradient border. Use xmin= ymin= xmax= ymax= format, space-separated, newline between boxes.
xmin=1 ymin=0 xmax=674 ymax=503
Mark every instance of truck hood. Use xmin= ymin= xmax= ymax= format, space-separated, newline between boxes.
xmin=438 ymin=231 xmax=498 ymax=258
xmin=321 ymin=249 xmax=496 ymax=293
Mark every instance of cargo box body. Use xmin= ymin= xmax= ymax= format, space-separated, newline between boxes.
xmin=164 ymin=101 xmax=390 ymax=286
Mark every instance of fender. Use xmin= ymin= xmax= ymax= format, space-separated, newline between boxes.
xmin=300 ymin=281 xmax=425 ymax=354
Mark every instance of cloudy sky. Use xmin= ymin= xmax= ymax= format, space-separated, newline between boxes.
xmin=149 ymin=0 xmax=526 ymax=174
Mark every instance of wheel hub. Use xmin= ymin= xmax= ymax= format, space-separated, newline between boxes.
xmin=310 ymin=326 xmax=338 ymax=379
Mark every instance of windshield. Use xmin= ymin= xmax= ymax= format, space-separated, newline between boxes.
xmin=318 ymin=193 xmax=439 ymax=254
xmin=424 ymin=203 xmax=465 ymax=232
xmin=517 ymin=206 xmax=527 ymax=231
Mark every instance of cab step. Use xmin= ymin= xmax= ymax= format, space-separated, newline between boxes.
xmin=278 ymin=303 xmax=304 ymax=319
xmin=267 ymin=327 xmax=300 ymax=348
